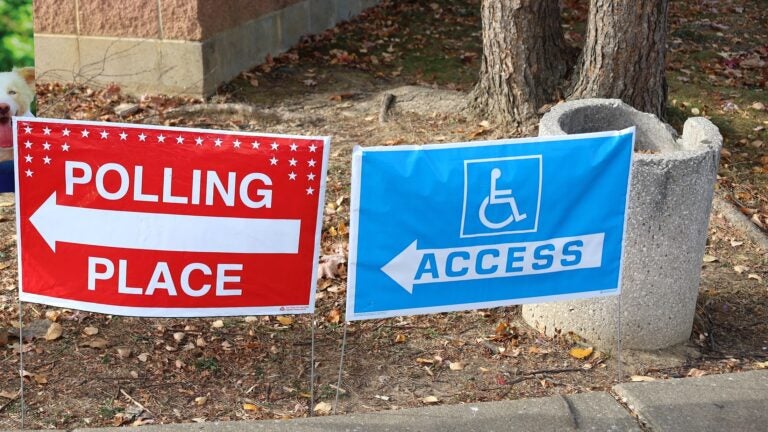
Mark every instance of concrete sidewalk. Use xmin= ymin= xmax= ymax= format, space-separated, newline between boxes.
xmin=9 ymin=370 xmax=768 ymax=432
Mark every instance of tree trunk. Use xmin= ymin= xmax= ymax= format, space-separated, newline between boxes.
xmin=467 ymin=0 xmax=569 ymax=132
xmin=569 ymin=0 xmax=669 ymax=118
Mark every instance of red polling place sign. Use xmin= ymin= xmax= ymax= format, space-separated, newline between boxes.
xmin=13 ymin=118 xmax=329 ymax=317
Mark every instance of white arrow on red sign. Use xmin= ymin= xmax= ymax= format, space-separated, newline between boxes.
xmin=30 ymin=192 xmax=301 ymax=254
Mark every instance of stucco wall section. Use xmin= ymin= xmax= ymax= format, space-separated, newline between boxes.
xmin=35 ymin=0 xmax=306 ymax=41
xmin=34 ymin=0 xmax=78 ymax=35
xmin=77 ymin=0 xmax=162 ymax=38
xmin=159 ymin=0 xmax=203 ymax=40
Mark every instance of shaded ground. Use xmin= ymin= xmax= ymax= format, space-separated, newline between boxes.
xmin=1 ymin=0 xmax=767 ymax=429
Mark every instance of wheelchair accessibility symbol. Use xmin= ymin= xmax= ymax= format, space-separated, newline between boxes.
xmin=461 ymin=155 xmax=542 ymax=238
xmin=479 ymin=168 xmax=527 ymax=229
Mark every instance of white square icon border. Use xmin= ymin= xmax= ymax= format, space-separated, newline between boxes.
xmin=460 ymin=155 xmax=542 ymax=238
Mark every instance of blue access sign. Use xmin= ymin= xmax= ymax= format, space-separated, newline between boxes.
xmin=346 ymin=129 xmax=635 ymax=321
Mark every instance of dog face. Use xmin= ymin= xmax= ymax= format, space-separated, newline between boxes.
xmin=0 ymin=67 xmax=35 ymax=120
xmin=0 ymin=67 xmax=35 ymax=148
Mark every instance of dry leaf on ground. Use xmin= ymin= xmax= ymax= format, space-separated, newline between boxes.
xmin=45 ymin=322 xmax=63 ymax=341
xmin=276 ymin=316 xmax=294 ymax=326
xmin=313 ymin=401 xmax=332 ymax=415
xmin=80 ymin=338 xmax=109 ymax=349
xmin=569 ymin=346 xmax=594 ymax=359
xmin=630 ymin=375 xmax=657 ymax=382
xmin=421 ymin=396 xmax=440 ymax=404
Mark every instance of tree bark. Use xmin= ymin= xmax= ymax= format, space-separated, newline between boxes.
xmin=467 ymin=0 xmax=569 ymax=132
xmin=569 ymin=0 xmax=669 ymax=118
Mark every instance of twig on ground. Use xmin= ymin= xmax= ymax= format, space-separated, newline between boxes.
xmin=0 ymin=393 xmax=18 ymax=414
xmin=120 ymin=389 xmax=152 ymax=415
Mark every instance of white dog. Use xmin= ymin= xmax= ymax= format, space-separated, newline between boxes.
xmin=0 ymin=67 xmax=35 ymax=162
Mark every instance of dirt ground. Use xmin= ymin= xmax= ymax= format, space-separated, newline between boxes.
xmin=1 ymin=0 xmax=768 ymax=429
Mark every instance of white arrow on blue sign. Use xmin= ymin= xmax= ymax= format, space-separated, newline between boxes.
xmin=346 ymin=129 xmax=634 ymax=321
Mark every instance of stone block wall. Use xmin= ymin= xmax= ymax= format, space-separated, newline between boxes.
xmin=33 ymin=0 xmax=379 ymax=96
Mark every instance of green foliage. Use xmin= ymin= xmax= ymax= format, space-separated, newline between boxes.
xmin=0 ymin=0 xmax=33 ymax=70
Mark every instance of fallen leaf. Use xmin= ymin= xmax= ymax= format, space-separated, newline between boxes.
xmin=416 ymin=357 xmax=435 ymax=365
xmin=195 ymin=396 xmax=208 ymax=406
xmin=313 ymin=401 xmax=332 ymax=415
xmin=730 ymin=240 xmax=744 ymax=247
xmin=33 ymin=374 xmax=48 ymax=385
xmin=326 ymin=309 xmax=341 ymax=324
xmin=211 ymin=320 xmax=224 ymax=328
xmin=753 ymin=361 xmax=768 ymax=369
xmin=374 ymin=394 xmax=390 ymax=401
xmin=733 ymin=265 xmax=749 ymax=274
xmin=630 ymin=375 xmax=657 ymax=382
xmin=45 ymin=322 xmax=63 ymax=341
xmin=242 ymin=402 xmax=260 ymax=412
xmin=0 ymin=390 xmax=19 ymax=400
xmin=748 ymin=273 xmax=763 ymax=282
xmin=394 ymin=333 xmax=407 ymax=343
xmin=702 ymin=254 xmax=718 ymax=263
xmin=116 ymin=347 xmax=132 ymax=359
xmin=569 ymin=346 xmax=594 ymax=359
xmin=83 ymin=326 xmax=99 ymax=336
xmin=495 ymin=322 xmax=508 ymax=336
xmin=80 ymin=338 xmax=109 ymax=349
xmin=137 ymin=353 xmax=149 ymax=362
xmin=318 ymin=255 xmax=346 ymax=279
xmin=45 ymin=310 xmax=61 ymax=322
xmin=449 ymin=361 xmax=465 ymax=371
xmin=421 ymin=396 xmax=440 ymax=404
xmin=173 ymin=332 xmax=185 ymax=342
xmin=687 ymin=368 xmax=708 ymax=377
xmin=276 ymin=316 xmax=294 ymax=326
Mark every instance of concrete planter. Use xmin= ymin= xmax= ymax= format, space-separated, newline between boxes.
xmin=522 ymin=99 xmax=722 ymax=350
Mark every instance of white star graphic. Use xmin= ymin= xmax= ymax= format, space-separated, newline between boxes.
xmin=289 ymin=158 xmax=297 ymax=167
xmin=24 ymin=140 xmax=32 ymax=149
xmin=195 ymin=137 xmax=204 ymax=146
xmin=270 ymin=156 xmax=278 ymax=166
xmin=308 ymin=159 xmax=317 ymax=167
xmin=307 ymin=173 xmax=316 ymax=181
xmin=81 ymin=129 xmax=90 ymax=138
xmin=43 ymin=142 xmax=51 ymax=150
xmin=270 ymin=142 xmax=279 ymax=150
xmin=43 ymin=126 xmax=51 ymax=135
xmin=23 ymin=125 xmax=32 ymax=134
xmin=251 ymin=141 xmax=260 ymax=149
xmin=233 ymin=139 xmax=241 ymax=148
xmin=24 ymin=155 xmax=32 ymax=163
xmin=138 ymin=133 xmax=147 ymax=142
xmin=100 ymin=130 xmax=109 ymax=139
xmin=157 ymin=134 xmax=166 ymax=143
xmin=306 ymin=186 xmax=315 ymax=195
xmin=290 ymin=142 xmax=298 ymax=151
xmin=25 ymin=169 xmax=33 ymax=177
xmin=62 ymin=128 xmax=71 ymax=137
xmin=61 ymin=143 xmax=70 ymax=152
xmin=289 ymin=172 xmax=297 ymax=180
xmin=309 ymin=143 xmax=317 ymax=152
xmin=43 ymin=156 xmax=52 ymax=165
xmin=119 ymin=131 xmax=128 ymax=140
xmin=176 ymin=136 xmax=185 ymax=144
xmin=214 ymin=138 xmax=223 ymax=147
